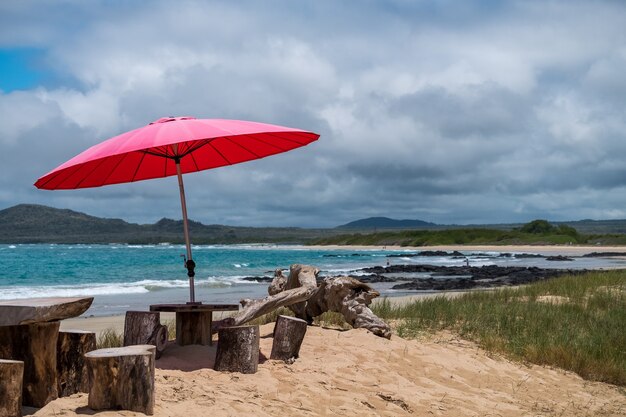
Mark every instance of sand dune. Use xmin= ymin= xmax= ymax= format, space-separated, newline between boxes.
xmin=33 ymin=323 xmax=625 ymax=417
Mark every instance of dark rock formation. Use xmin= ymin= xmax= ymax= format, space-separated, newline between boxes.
xmin=545 ymin=255 xmax=574 ymax=261
xmin=582 ymin=252 xmax=626 ymax=257
xmin=357 ymin=264 xmax=586 ymax=291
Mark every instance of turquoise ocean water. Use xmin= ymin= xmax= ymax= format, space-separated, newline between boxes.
xmin=1 ymin=244 xmax=625 ymax=316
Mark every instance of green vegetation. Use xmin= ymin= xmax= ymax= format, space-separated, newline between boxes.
xmin=162 ymin=318 xmax=177 ymax=340
xmin=371 ymin=270 xmax=626 ymax=386
xmin=313 ymin=219 xmax=589 ymax=246
xmin=0 ymin=204 xmax=340 ymax=244
xmin=96 ymin=328 xmax=123 ymax=349
xmin=5 ymin=204 xmax=626 ymax=245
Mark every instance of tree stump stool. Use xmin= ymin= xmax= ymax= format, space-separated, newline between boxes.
xmin=123 ymin=311 xmax=168 ymax=358
xmin=57 ymin=330 xmax=96 ymax=396
xmin=0 ymin=321 xmax=59 ymax=407
xmin=84 ymin=345 xmax=155 ymax=415
xmin=0 ymin=359 xmax=23 ymax=417
xmin=270 ymin=315 xmax=308 ymax=362
xmin=214 ymin=325 xmax=260 ymax=374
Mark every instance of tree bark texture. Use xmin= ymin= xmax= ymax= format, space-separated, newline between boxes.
xmin=56 ymin=330 xmax=96 ymax=397
xmin=0 ymin=297 xmax=93 ymax=326
xmin=123 ymin=311 xmax=168 ymax=357
xmin=214 ymin=325 xmax=260 ymax=374
xmin=0 ymin=359 xmax=23 ymax=417
xmin=270 ymin=315 xmax=308 ymax=362
xmin=218 ymin=264 xmax=392 ymax=339
xmin=232 ymin=265 xmax=319 ymax=326
xmin=0 ymin=321 xmax=59 ymax=407
xmin=176 ymin=311 xmax=211 ymax=346
xmin=84 ymin=346 xmax=155 ymax=415
xmin=306 ymin=276 xmax=392 ymax=339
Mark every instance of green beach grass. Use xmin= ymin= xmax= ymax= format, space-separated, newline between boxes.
xmin=372 ymin=270 xmax=626 ymax=386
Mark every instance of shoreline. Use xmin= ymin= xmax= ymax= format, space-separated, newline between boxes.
xmin=59 ymin=292 xmax=478 ymax=337
xmin=305 ymin=243 xmax=626 ymax=256
xmin=53 ymin=243 xmax=626 ymax=335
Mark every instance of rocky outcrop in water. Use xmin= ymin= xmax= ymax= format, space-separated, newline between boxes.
xmin=356 ymin=264 xmax=585 ymax=290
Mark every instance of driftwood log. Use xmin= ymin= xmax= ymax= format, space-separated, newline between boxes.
xmin=0 ymin=297 xmax=93 ymax=326
xmin=235 ymin=265 xmax=319 ymax=325
xmin=57 ymin=330 xmax=96 ymax=396
xmin=306 ymin=276 xmax=392 ymax=338
xmin=270 ymin=315 xmax=307 ymax=362
xmin=84 ymin=345 xmax=155 ymax=415
xmin=0 ymin=321 xmax=60 ymax=407
xmin=215 ymin=264 xmax=391 ymax=339
xmin=123 ymin=311 xmax=168 ymax=358
xmin=0 ymin=359 xmax=23 ymax=417
xmin=214 ymin=325 xmax=259 ymax=374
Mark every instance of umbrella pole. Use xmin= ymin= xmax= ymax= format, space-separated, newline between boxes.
xmin=175 ymin=158 xmax=196 ymax=303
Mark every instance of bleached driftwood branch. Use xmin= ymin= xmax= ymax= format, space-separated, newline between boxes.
xmin=214 ymin=264 xmax=391 ymax=339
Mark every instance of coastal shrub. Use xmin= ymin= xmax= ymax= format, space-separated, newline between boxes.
xmin=248 ymin=307 xmax=294 ymax=326
xmin=97 ymin=328 xmax=123 ymax=349
xmin=162 ymin=318 xmax=176 ymax=340
xmin=375 ymin=271 xmax=626 ymax=386
xmin=519 ymin=219 xmax=554 ymax=234
xmin=313 ymin=311 xmax=351 ymax=330
xmin=311 ymin=224 xmax=588 ymax=246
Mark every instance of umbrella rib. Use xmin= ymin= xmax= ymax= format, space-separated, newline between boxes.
xmin=130 ymin=151 xmax=148 ymax=182
xmin=142 ymin=148 xmax=172 ymax=158
xmin=179 ymin=139 xmax=212 ymax=159
xmin=37 ymin=163 xmax=84 ymax=189
xmin=263 ymin=131 xmax=313 ymax=146
xmin=74 ymin=156 xmax=115 ymax=188
xmin=223 ymin=137 xmax=262 ymax=159
xmin=97 ymin=153 xmax=131 ymax=186
xmin=208 ymin=141 xmax=233 ymax=165
xmin=246 ymin=135 xmax=289 ymax=152
xmin=189 ymin=150 xmax=201 ymax=172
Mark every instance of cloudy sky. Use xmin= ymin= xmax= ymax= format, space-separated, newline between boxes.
xmin=1 ymin=0 xmax=625 ymax=227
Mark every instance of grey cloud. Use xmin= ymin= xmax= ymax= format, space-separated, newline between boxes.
xmin=1 ymin=0 xmax=626 ymax=227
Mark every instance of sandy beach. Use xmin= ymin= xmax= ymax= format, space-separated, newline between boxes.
xmin=32 ymin=245 xmax=626 ymax=416
xmin=307 ymin=243 xmax=626 ymax=257
xmin=40 ymin=321 xmax=626 ymax=416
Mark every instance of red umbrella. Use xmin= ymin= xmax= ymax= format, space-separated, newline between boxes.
xmin=35 ymin=116 xmax=319 ymax=303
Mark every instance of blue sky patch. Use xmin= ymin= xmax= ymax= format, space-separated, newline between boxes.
xmin=0 ymin=48 xmax=46 ymax=92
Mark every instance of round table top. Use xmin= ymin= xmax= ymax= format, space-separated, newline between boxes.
xmin=149 ymin=303 xmax=239 ymax=313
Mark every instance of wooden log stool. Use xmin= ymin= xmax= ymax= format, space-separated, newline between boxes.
xmin=0 ymin=359 xmax=24 ymax=417
xmin=84 ymin=345 xmax=155 ymax=415
xmin=0 ymin=321 xmax=59 ymax=407
xmin=123 ymin=311 xmax=168 ymax=358
xmin=56 ymin=330 xmax=96 ymax=396
xmin=270 ymin=315 xmax=308 ymax=362
xmin=214 ymin=325 xmax=260 ymax=374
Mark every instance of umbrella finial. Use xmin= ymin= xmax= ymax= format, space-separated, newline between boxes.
xmin=150 ymin=116 xmax=196 ymax=125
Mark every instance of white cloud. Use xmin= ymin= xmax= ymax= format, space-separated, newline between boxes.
xmin=1 ymin=0 xmax=626 ymax=227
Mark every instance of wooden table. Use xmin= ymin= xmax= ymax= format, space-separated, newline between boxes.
xmin=150 ymin=303 xmax=239 ymax=346
xmin=0 ymin=297 xmax=93 ymax=407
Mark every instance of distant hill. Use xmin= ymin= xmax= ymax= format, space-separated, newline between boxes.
xmin=338 ymin=217 xmax=437 ymax=229
xmin=0 ymin=204 xmax=338 ymax=244
xmin=4 ymin=204 xmax=626 ymax=244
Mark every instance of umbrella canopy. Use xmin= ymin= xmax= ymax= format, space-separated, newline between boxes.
xmin=35 ymin=117 xmax=319 ymax=189
xmin=35 ymin=116 xmax=319 ymax=302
